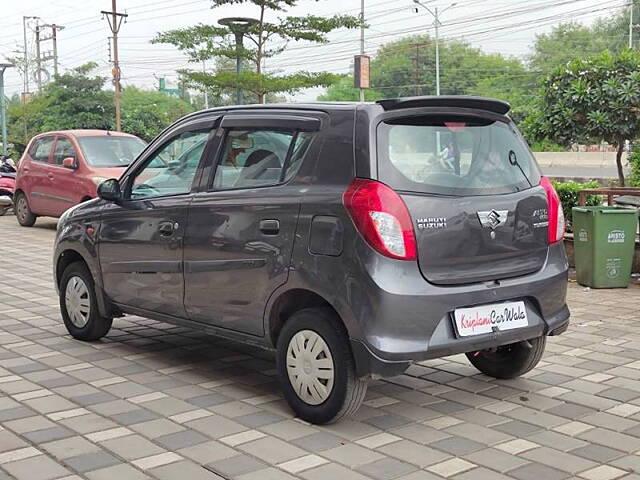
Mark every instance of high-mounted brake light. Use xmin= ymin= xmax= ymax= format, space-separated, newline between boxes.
xmin=540 ymin=176 xmax=565 ymax=244
xmin=343 ymin=178 xmax=417 ymax=260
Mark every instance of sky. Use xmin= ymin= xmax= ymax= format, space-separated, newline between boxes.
xmin=0 ymin=0 xmax=629 ymax=101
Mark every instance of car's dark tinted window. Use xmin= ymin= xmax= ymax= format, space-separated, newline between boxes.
xmin=213 ymin=129 xmax=311 ymax=190
xmin=377 ymin=115 xmax=540 ymax=196
xmin=30 ymin=137 xmax=55 ymax=163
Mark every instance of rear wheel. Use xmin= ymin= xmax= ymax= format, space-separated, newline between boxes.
xmin=15 ymin=192 xmax=36 ymax=227
xmin=276 ymin=308 xmax=367 ymax=424
xmin=466 ymin=336 xmax=546 ymax=379
xmin=60 ymin=262 xmax=112 ymax=341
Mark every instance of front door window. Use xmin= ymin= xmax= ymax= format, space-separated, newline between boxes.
xmin=130 ymin=131 xmax=209 ymax=199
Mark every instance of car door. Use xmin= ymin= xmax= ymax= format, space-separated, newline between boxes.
xmin=24 ymin=136 xmax=56 ymax=215
xmin=98 ymin=118 xmax=218 ymax=318
xmin=183 ymin=113 xmax=320 ymax=336
xmin=46 ymin=135 xmax=82 ymax=215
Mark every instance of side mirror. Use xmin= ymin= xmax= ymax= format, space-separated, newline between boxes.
xmin=97 ymin=178 xmax=121 ymax=202
xmin=62 ymin=157 xmax=78 ymax=169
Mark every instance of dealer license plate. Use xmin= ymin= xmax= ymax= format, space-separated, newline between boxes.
xmin=453 ymin=301 xmax=528 ymax=337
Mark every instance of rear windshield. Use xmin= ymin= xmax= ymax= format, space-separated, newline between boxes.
xmin=377 ymin=115 xmax=540 ymax=196
xmin=78 ymin=136 xmax=146 ymax=168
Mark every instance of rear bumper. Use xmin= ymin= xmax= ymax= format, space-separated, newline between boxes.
xmin=348 ymin=242 xmax=570 ymax=377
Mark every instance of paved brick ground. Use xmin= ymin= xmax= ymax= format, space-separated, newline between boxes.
xmin=1 ymin=215 xmax=640 ymax=480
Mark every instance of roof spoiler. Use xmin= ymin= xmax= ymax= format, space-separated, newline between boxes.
xmin=376 ymin=95 xmax=511 ymax=115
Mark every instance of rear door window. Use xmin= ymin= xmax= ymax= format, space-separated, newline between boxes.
xmin=213 ymin=129 xmax=310 ymax=190
xmin=377 ymin=116 xmax=540 ymax=196
xmin=30 ymin=137 xmax=55 ymax=163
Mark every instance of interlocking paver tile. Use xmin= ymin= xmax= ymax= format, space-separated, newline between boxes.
xmin=2 ymin=453 xmax=71 ymax=480
xmin=85 ymin=463 xmax=152 ymax=480
xmin=4 ymin=216 xmax=640 ymax=479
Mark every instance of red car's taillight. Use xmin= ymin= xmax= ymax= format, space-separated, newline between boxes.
xmin=343 ymin=178 xmax=417 ymax=260
xmin=540 ymin=176 xmax=565 ymax=244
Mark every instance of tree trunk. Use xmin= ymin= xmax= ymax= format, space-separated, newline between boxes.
xmin=616 ymin=141 xmax=626 ymax=187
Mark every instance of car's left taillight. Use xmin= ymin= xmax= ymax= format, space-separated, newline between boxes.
xmin=540 ymin=176 xmax=565 ymax=244
xmin=343 ymin=178 xmax=417 ymax=260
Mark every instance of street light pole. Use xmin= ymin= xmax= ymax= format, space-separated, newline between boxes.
xmin=434 ymin=7 xmax=440 ymax=95
xmin=219 ymin=17 xmax=259 ymax=106
xmin=0 ymin=64 xmax=14 ymax=155
xmin=359 ymin=0 xmax=365 ymax=102
xmin=413 ymin=1 xmax=456 ymax=96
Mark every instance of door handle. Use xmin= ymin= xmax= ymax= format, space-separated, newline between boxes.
xmin=259 ymin=219 xmax=280 ymax=235
xmin=48 ymin=173 xmax=54 ymax=180
xmin=158 ymin=221 xmax=177 ymax=236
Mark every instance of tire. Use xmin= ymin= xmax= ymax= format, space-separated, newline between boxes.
xmin=276 ymin=307 xmax=367 ymax=424
xmin=60 ymin=262 xmax=112 ymax=341
xmin=15 ymin=192 xmax=36 ymax=227
xmin=466 ymin=336 xmax=546 ymax=379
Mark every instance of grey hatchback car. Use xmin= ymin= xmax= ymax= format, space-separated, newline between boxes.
xmin=54 ymin=96 xmax=569 ymax=424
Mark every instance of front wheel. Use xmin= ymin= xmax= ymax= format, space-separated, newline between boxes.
xmin=15 ymin=192 xmax=36 ymax=227
xmin=276 ymin=308 xmax=367 ymax=424
xmin=466 ymin=336 xmax=546 ymax=379
xmin=60 ymin=262 xmax=112 ymax=341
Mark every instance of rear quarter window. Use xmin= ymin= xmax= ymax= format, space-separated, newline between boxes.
xmin=29 ymin=137 xmax=55 ymax=163
xmin=377 ymin=115 xmax=540 ymax=196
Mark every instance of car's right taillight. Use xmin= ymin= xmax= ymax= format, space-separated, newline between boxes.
xmin=540 ymin=176 xmax=565 ymax=244
xmin=343 ymin=178 xmax=417 ymax=260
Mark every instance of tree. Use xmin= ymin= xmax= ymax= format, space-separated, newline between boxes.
xmin=7 ymin=65 xmax=194 ymax=156
xmin=529 ymin=23 xmax=611 ymax=75
xmin=121 ymin=87 xmax=194 ymax=141
xmin=317 ymin=75 xmax=383 ymax=102
xmin=153 ymin=0 xmax=362 ymax=103
xmin=534 ymin=49 xmax=640 ymax=186
xmin=529 ymin=1 xmax=640 ymax=75
xmin=7 ymin=63 xmax=113 ymax=154
xmin=367 ymin=36 xmax=530 ymax=99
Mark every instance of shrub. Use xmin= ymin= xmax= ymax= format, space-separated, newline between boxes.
xmin=551 ymin=180 xmax=602 ymax=231
xmin=529 ymin=138 xmax=565 ymax=152
xmin=630 ymin=150 xmax=640 ymax=187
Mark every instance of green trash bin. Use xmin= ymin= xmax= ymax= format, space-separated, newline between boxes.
xmin=572 ymin=206 xmax=638 ymax=288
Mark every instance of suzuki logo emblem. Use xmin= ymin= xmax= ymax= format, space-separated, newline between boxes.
xmin=477 ymin=209 xmax=509 ymax=230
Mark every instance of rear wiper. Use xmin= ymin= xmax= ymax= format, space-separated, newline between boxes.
xmin=508 ymin=150 xmax=533 ymax=188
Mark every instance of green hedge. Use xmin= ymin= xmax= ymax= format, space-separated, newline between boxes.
xmin=551 ymin=180 xmax=602 ymax=231
xmin=630 ymin=150 xmax=640 ymax=187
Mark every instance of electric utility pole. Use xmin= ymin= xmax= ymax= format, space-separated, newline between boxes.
xmin=50 ymin=24 xmax=63 ymax=76
xmin=630 ymin=0 xmax=635 ymax=48
xmin=413 ymin=0 xmax=456 ymax=96
xmin=35 ymin=24 xmax=42 ymax=91
xmin=22 ymin=16 xmax=39 ymax=99
xmin=102 ymin=1 xmax=127 ymax=131
xmin=35 ymin=23 xmax=65 ymax=90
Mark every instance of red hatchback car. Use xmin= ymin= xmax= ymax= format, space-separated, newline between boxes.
xmin=15 ymin=130 xmax=146 ymax=226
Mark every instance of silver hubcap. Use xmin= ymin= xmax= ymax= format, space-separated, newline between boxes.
xmin=17 ymin=196 xmax=27 ymax=220
xmin=286 ymin=330 xmax=335 ymax=405
xmin=65 ymin=276 xmax=91 ymax=328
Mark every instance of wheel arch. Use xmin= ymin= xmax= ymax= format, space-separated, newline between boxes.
xmin=267 ymin=288 xmax=345 ymax=348
xmin=55 ymin=247 xmax=114 ymax=318
xmin=55 ymin=249 xmax=88 ymax=288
